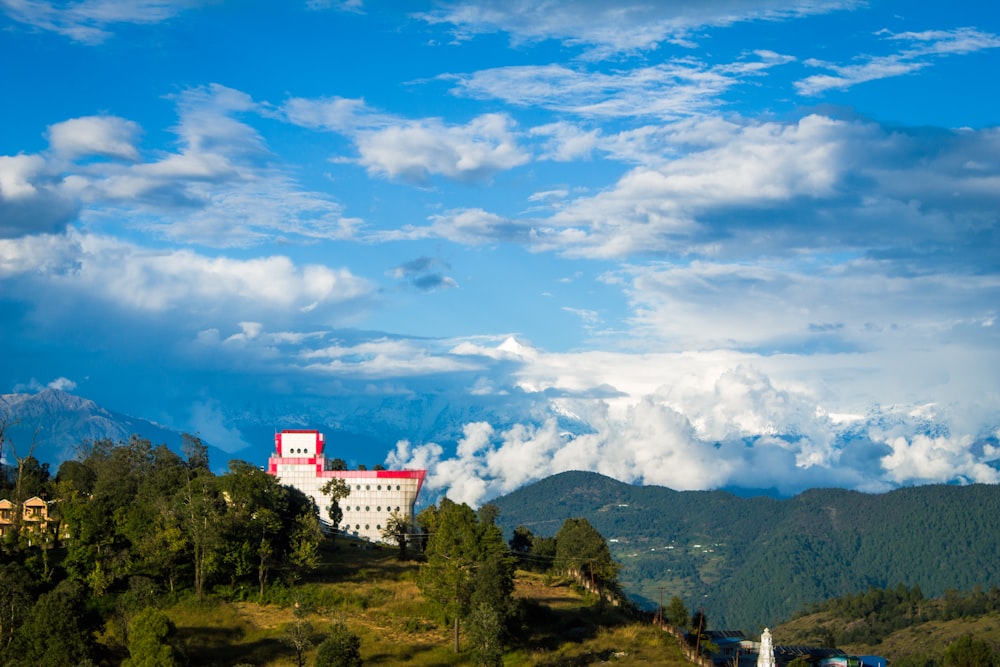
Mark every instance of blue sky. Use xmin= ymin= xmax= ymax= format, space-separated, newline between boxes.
xmin=1 ymin=0 xmax=998 ymax=503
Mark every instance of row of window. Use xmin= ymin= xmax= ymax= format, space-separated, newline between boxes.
xmin=348 ymin=505 xmax=401 ymax=513
xmin=350 ymin=484 xmax=402 ymax=491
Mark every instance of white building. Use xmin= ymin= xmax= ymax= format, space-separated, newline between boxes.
xmin=266 ymin=429 xmax=426 ymax=543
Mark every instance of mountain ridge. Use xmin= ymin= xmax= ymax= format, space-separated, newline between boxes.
xmin=488 ymin=470 xmax=1000 ymax=631
xmin=0 ymin=388 xmax=231 ymax=470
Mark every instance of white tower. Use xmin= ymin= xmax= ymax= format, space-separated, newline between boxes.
xmin=757 ymin=628 xmax=776 ymax=667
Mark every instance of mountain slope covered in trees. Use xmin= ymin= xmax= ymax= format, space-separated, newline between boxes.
xmin=489 ymin=471 xmax=1000 ymax=630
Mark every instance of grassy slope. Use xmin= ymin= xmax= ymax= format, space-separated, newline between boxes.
xmin=773 ymin=610 xmax=1000 ymax=663
xmin=158 ymin=540 xmax=689 ymax=667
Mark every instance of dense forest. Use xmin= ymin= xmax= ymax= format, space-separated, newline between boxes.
xmin=489 ymin=470 xmax=1000 ymax=630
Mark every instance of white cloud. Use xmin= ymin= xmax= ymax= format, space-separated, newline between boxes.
xmin=47 ymin=376 xmax=77 ymax=391
xmin=47 ymin=116 xmax=142 ymax=161
xmin=447 ymin=54 xmax=792 ymax=119
xmin=0 ymin=154 xmax=78 ymax=238
xmin=797 ymin=27 xmax=1000 ymax=95
xmin=283 ymin=96 xmax=530 ymax=184
xmin=880 ymin=433 xmax=1000 ymax=485
xmin=0 ymin=0 xmax=200 ymax=44
xmin=417 ymin=0 xmax=859 ymax=56
xmin=4 ymin=85 xmax=363 ymax=248
xmin=355 ymin=113 xmax=528 ymax=183
xmin=375 ymin=208 xmax=530 ymax=246
xmin=513 ymin=115 xmax=1000 ymax=263
xmin=0 ymin=230 xmax=375 ymax=322
xmin=299 ymin=337 xmax=481 ymax=378
xmin=388 ymin=347 xmax=1000 ymax=505
xmin=281 ymin=96 xmax=386 ymax=134
xmin=188 ymin=397 xmax=251 ymax=453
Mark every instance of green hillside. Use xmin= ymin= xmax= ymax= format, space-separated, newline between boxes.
xmin=773 ymin=585 xmax=1000 ymax=666
xmin=489 ymin=471 xmax=1000 ymax=630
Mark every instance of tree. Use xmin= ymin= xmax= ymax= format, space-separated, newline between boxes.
xmin=320 ymin=478 xmax=350 ymax=533
xmin=509 ymin=525 xmax=533 ymax=555
xmin=467 ymin=601 xmax=504 ymax=667
xmin=0 ymin=562 xmax=34 ymax=658
xmin=381 ymin=510 xmax=410 ymax=559
xmin=182 ymin=433 xmax=210 ymax=472
xmin=287 ymin=509 xmax=324 ymax=580
xmin=554 ymin=517 xmax=619 ymax=597
xmin=123 ymin=607 xmax=180 ymax=667
xmin=221 ymin=460 xmax=288 ymax=599
xmin=178 ymin=471 xmax=223 ymax=601
xmin=666 ymin=595 xmax=689 ymax=628
xmin=314 ymin=621 xmax=362 ymax=667
xmin=282 ymin=617 xmax=314 ymax=667
xmin=12 ymin=579 xmax=96 ymax=666
xmin=417 ymin=498 xmax=513 ymax=653
xmin=943 ymin=635 xmax=998 ymax=667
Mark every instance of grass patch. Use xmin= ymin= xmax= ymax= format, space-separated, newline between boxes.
xmin=149 ymin=541 xmax=687 ymax=666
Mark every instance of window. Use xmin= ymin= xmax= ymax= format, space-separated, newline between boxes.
xmin=365 ymin=506 xmax=370 ymax=512
xmin=377 ymin=484 xmax=382 ymax=490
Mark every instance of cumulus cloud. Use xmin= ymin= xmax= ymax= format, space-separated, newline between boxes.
xmin=0 ymin=154 xmax=79 ymax=238
xmin=47 ymin=116 xmax=142 ymax=161
xmin=282 ymin=96 xmax=529 ymax=184
xmin=512 ymin=115 xmax=1000 ymax=264
xmin=416 ymin=0 xmax=859 ymax=55
xmin=387 ymin=354 xmax=1000 ymax=506
xmin=0 ymin=230 xmax=375 ymax=324
xmin=354 ymin=113 xmax=528 ymax=183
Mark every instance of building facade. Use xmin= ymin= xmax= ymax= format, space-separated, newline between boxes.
xmin=0 ymin=496 xmax=60 ymax=542
xmin=266 ymin=429 xmax=426 ymax=543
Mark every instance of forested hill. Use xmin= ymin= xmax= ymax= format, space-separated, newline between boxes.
xmin=488 ymin=471 xmax=1000 ymax=631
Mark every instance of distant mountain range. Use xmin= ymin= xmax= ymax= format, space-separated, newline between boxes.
xmin=0 ymin=389 xmax=232 ymax=471
xmin=0 ymin=386 xmax=589 ymax=474
xmin=489 ymin=470 xmax=1000 ymax=632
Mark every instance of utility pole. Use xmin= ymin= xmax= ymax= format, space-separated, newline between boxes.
xmin=658 ymin=587 xmax=665 ymax=629
xmin=695 ymin=608 xmax=705 ymax=656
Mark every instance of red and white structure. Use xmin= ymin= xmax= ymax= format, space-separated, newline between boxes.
xmin=266 ymin=429 xmax=426 ymax=542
